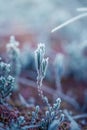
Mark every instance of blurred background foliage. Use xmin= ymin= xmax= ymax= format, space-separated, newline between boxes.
xmin=0 ymin=0 xmax=87 ymax=82
xmin=0 ymin=0 xmax=87 ymax=42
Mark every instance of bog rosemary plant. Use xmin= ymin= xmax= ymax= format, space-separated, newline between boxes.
xmin=34 ymin=44 xmax=64 ymax=130
xmin=40 ymin=98 xmax=64 ymax=130
xmin=34 ymin=43 xmax=49 ymax=106
xmin=0 ymin=59 xmax=14 ymax=104
xmin=6 ymin=36 xmax=21 ymax=90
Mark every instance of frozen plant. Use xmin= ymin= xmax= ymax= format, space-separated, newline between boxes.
xmin=34 ymin=43 xmax=49 ymax=106
xmin=0 ymin=59 xmax=14 ymax=104
xmin=6 ymin=36 xmax=21 ymax=90
xmin=34 ymin=44 xmax=64 ymax=130
xmin=35 ymin=43 xmax=48 ymax=86
xmin=40 ymin=98 xmax=64 ymax=130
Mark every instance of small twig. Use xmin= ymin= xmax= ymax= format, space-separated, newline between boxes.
xmin=51 ymin=13 xmax=87 ymax=33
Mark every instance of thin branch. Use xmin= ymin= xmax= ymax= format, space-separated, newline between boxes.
xmin=51 ymin=13 xmax=87 ymax=33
